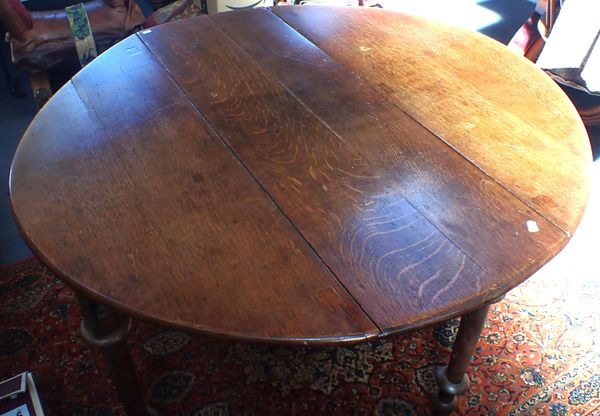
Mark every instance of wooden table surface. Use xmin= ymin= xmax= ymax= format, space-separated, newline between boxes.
xmin=10 ymin=6 xmax=591 ymax=345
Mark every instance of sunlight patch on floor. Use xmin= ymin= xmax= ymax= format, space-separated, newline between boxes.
xmin=377 ymin=0 xmax=502 ymax=32
xmin=527 ymin=157 xmax=600 ymax=315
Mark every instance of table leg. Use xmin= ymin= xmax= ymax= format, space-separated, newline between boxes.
xmin=28 ymin=72 xmax=52 ymax=109
xmin=76 ymin=294 xmax=155 ymax=416
xmin=431 ymin=304 xmax=491 ymax=415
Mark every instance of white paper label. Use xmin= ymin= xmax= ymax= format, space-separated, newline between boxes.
xmin=526 ymin=220 xmax=540 ymax=233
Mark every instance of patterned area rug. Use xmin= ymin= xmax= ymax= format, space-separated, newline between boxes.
xmin=0 ymin=255 xmax=598 ymax=416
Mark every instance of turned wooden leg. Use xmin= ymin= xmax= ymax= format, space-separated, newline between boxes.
xmin=28 ymin=72 xmax=52 ymax=109
xmin=76 ymin=294 xmax=155 ymax=416
xmin=431 ymin=304 xmax=491 ymax=415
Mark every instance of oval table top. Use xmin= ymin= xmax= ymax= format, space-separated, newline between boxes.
xmin=10 ymin=6 xmax=592 ymax=345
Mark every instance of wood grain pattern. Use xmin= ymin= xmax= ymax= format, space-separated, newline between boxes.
xmin=138 ymin=15 xmax=567 ymax=334
xmin=208 ymin=7 xmax=569 ymax=298
xmin=10 ymin=7 xmax=591 ymax=343
xmin=10 ymin=38 xmax=378 ymax=344
xmin=272 ymin=5 xmax=592 ymax=235
xmin=139 ymin=18 xmax=491 ymax=332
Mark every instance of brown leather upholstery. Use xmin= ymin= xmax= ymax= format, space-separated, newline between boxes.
xmin=3 ymin=0 xmax=144 ymax=73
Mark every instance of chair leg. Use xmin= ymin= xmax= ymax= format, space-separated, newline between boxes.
xmin=545 ymin=0 xmax=558 ymax=36
xmin=29 ymin=71 xmax=52 ymax=108
xmin=579 ymin=104 xmax=600 ymax=126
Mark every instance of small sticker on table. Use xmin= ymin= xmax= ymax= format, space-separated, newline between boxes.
xmin=526 ymin=220 xmax=540 ymax=233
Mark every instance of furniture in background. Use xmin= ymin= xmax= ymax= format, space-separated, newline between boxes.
xmin=10 ymin=6 xmax=591 ymax=416
xmin=536 ymin=0 xmax=600 ymax=126
xmin=510 ymin=0 xmax=600 ymax=126
xmin=508 ymin=0 xmax=560 ymax=60
xmin=0 ymin=0 xmax=144 ymax=107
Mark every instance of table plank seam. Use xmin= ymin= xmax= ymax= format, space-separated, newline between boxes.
xmin=204 ymin=9 xmax=503 ymax=275
xmin=10 ymin=5 xmax=588 ymax=361
xmin=14 ymin=81 xmax=199 ymax=327
xmin=202 ymin=10 xmax=576 ymax=322
xmin=16 ymin=20 xmax=570 ymax=338
xmin=8 ymin=12 xmax=591 ymax=414
xmin=27 ymin=78 xmax=379 ymax=344
xmin=213 ymin=11 xmax=494 ymax=271
xmin=269 ymin=7 xmax=573 ymax=240
xmin=136 ymin=20 xmax=512 ymax=332
xmin=69 ymin=77 xmax=192 ymax=137
xmin=134 ymin=31 xmax=384 ymax=338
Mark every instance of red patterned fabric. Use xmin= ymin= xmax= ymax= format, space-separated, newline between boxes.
xmin=0 ymin=258 xmax=598 ymax=415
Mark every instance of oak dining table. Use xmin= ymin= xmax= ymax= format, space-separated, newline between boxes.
xmin=9 ymin=5 xmax=592 ymax=415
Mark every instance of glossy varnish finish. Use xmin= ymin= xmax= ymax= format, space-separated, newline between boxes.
xmin=204 ymin=8 xmax=571 ymax=318
xmin=272 ymin=6 xmax=591 ymax=234
xmin=10 ymin=7 xmax=591 ymax=344
xmin=10 ymin=37 xmax=378 ymax=343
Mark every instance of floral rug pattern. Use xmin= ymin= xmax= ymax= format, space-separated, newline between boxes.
xmin=0 ymin=258 xmax=598 ymax=415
